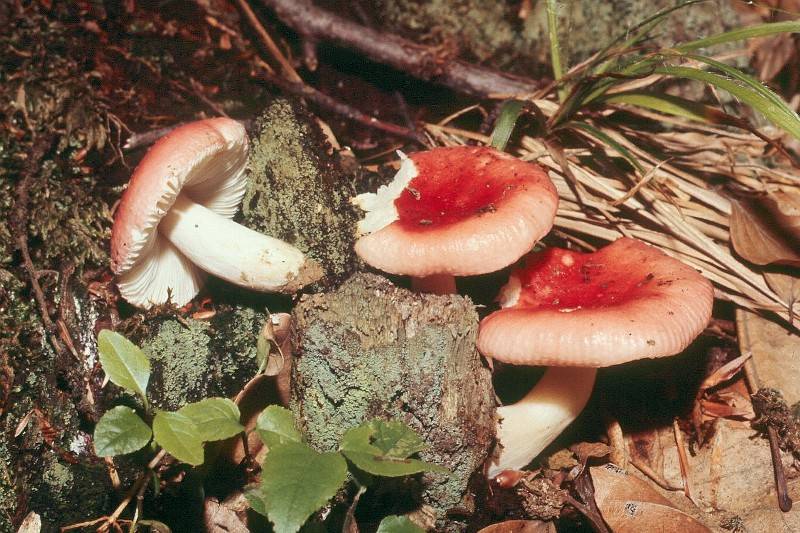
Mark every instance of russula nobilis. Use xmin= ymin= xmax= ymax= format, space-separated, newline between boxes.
xmin=111 ymin=118 xmax=321 ymax=308
xmin=352 ymin=146 xmax=558 ymax=294
xmin=477 ymin=237 xmax=714 ymax=477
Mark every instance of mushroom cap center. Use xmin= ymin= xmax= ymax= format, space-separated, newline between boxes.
xmin=512 ymin=246 xmax=664 ymax=312
xmin=394 ymin=147 xmax=533 ymax=231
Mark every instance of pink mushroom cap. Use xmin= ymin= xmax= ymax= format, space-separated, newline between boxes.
xmin=111 ymin=117 xmax=248 ymax=276
xmin=355 ymin=146 xmax=558 ymax=277
xmin=478 ymin=238 xmax=714 ymax=367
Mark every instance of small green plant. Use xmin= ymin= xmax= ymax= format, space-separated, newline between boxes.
xmin=93 ymin=329 xmax=244 ymax=464
xmin=246 ymin=406 xmax=446 ymax=533
xmin=94 ymin=330 xmax=441 ymax=532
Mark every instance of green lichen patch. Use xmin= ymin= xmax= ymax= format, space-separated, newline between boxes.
xmin=291 ymin=273 xmax=495 ymax=526
xmin=244 ymin=98 xmax=360 ymax=292
xmin=139 ymin=307 xmax=265 ymax=411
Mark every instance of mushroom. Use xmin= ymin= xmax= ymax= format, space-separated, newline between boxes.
xmin=352 ymin=146 xmax=558 ymax=294
xmin=111 ymin=118 xmax=321 ymax=308
xmin=477 ymin=238 xmax=714 ymax=477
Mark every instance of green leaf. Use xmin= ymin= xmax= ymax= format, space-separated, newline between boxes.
xmin=376 ymin=515 xmax=426 ymax=533
xmin=93 ymin=406 xmax=152 ymax=457
xmin=602 ymin=91 xmax=739 ymax=126
xmin=489 ymin=100 xmax=525 ymax=151
xmin=152 ymin=411 xmax=204 ymax=465
xmin=675 ymin=20 xmax=800 ymax=53
xmin=248 ymin=441 xmax=348 ymax=533
xmin=256 ymin=405 xmax=302 ymax=448
xmin=339 ymin=419 xmax=448 ymax=477
xmin=652 ymin=64 xmax=800 ymax=141
xmin=177 ymin=398 xmax=244 ymax=442
xmin=97 ymin=330 xmax=150 ymax=403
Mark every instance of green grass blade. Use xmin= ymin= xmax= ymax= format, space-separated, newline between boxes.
xmin=602 ymin=91 xmax=740 ymax=126
xmin=675 ymin=20 xmax=800 ymax=52
xmin=489 ymin=99 xmax=525 ymax=151
xmin=653 ymin=65 xmax=800 ymax=140
xmin=563 ymin=121 xmax=645 ymax=173
xmin=592 ymin=0 xmax=705 ymax=75
xmin=677 ymin=53 xmax=794 ymax=115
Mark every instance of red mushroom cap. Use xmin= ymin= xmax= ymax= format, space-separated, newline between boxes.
xmin=354 ymin=146 xmax=558 ymax=277
xmin=477 ymin=238 xmax=714 ymax=367
xmin=111 ymin=117 xmax=248 ymax=276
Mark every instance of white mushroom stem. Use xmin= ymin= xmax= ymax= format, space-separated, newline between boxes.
xmin=411 ymin=274 xmax=457 ymax=295
xmin=488 ymin=366 xmax=597 ymax=478
xmin=159 ymin=194 xmax=307 ymax=292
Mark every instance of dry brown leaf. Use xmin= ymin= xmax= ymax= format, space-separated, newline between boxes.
xmin=701 ymin=390 xmax=755 ymax=421
xmin=699 ymin=353 xmax=751 ymax=390
xmin=751 ymin=33 xmax=797 ymax=81
xmin=590 ymin=464 xmax=711 ymax=533
xmin=729 ymin=197 xmax=800 ymax=267
xmin=764 ymin=271 xmax=800 ymax=320
xmin=477 ymin=520 xmax=556 ymax=533
xmin=258 ymin=312 xmax=292 ymax=376
xmin=737 ymin=308 xmax=800 ymax=406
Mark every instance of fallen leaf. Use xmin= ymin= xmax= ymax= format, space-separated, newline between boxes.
xmin=699 ymin=353 xmax=751 ymax=390
xmin=477 ymin=520 xmax=556 ymax=533
xmin=590 ymin=464 xmax=711 ymax=532
xmin=751 ymin=33 xmax=797 ymax=81
xmin=737 ymin=309 xmax=800 ymax=405
xmin=729 ymin=196 xmax=800 ymax=266
xmin=764 ymin=271 xmax=800 ymax=321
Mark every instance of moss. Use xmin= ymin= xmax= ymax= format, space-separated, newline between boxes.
xmin=139 ymin=307 xmax=265 ymax=411
xmin=292 ymin=274 xmax=495 ymax=527
xmin=243 ymin=98 xmax=360 ymax=292
xmin=375 ymin=0 xmax=740 ymax=73
xmin=0 ymin=440 xmax=14 ymax=533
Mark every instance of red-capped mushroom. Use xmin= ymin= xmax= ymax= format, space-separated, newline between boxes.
xmin=111 ymin=118 xmax=320 ymax=308
xmin=352 ymin=146 xmax=558 ymax=294
xmin=477 ymin=238 xmax=714 ymax=477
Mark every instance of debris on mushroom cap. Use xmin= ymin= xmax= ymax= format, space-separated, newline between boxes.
xmin=478 ymin=238 xmax=714 ymax=367
xmin=353 ymin=145 xmax=558 ymax=277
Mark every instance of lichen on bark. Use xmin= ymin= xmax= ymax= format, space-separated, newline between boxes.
xmin=243 ymin=97 xmax=361 ymax=292
xmin=130 ymin=306 xmax=267 ymax=412
xmin=291 ymin=273 xmax=496 ymax=528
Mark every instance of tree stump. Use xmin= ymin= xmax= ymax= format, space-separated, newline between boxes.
xmin=291 ymin=273 xmax=496 ymax=529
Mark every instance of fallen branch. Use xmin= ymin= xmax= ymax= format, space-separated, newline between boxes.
xmin=258 ymin=0 xmax=542 ymax=98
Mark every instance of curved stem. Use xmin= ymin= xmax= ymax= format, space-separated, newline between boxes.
xmin=488 ymin=366 xmax=597 ymax=478
xmin=411 ymin=274 xmax=457 ymax=295
xmin=160 ymin=195 xmax=316 ymax=292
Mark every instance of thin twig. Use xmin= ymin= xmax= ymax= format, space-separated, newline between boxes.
xmin=259 ymin=69 xmax=428 ymax=145
xmin=234 ymin=0 xmax=303 ymax=83
xmin=742 ymin=352 xmax=793 ymax=512
xmin=11 ymin=134 xmax=66 ymax=358
xmin=258 ymin=0 xmax=542 ymax=97
xmin=672 ymin=418 xmax=697 ymax=506
xmin=629 ymin=458 xmax=683 ymax=492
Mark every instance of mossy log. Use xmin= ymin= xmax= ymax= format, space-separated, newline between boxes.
xmin=291 ymin=273 xmax=496 ymax=529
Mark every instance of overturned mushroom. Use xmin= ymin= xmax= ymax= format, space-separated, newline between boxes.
xmin=111 ymin=118 xmax=321 ymax=308
xmin=478 ymin=238 xmax=714 ymax=477
xmin=352 ymin=146 xmax=558 ymax=294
